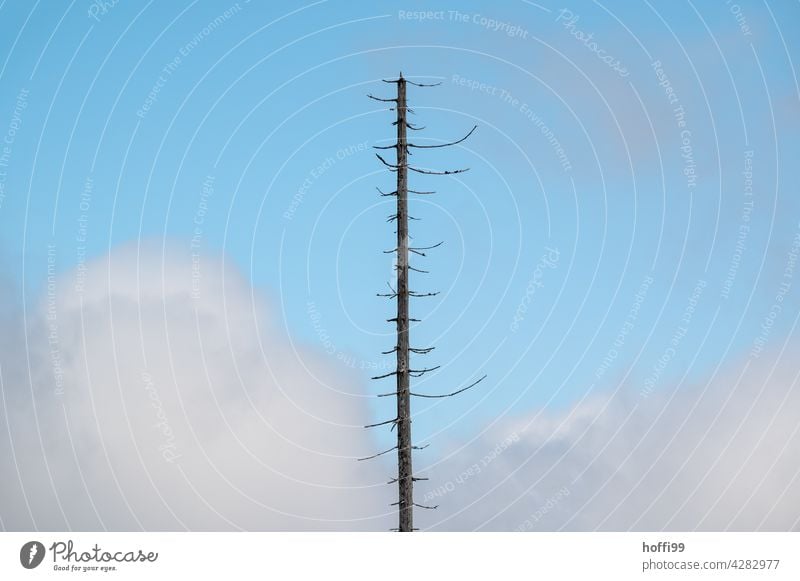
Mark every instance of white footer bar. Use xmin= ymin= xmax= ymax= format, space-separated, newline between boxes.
xmin=1 ymin=532 xmax=797 ymax=580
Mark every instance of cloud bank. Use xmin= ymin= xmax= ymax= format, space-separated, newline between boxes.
xmin=0 ymin=242 xmax=392 ymax=530
xmin=423 ymin=355 xmax=800 ymax=531
xmin=1 ymin=243 xmax=798 ymax=531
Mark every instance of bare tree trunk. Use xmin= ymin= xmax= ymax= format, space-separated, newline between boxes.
xmin=362 ymin=73 xmax=484 ymax=532
xmin=395 ymin=74 xmax=413 ymax=533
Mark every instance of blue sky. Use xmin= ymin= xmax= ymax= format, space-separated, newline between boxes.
xmin=1 ymin=0 xmax=798 ymax=454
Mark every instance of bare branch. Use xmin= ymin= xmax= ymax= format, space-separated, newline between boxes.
xmin=391 ymin=501 xmax=436 ymax=510
xmin=409 ymin=291 xmax=439 ymax=297
xmin=376 ymin=153 xmax=401 ymax=169
xmin=382 ymin=346 xmax=398 ymax=354
xmin=357 ymin=445 xmax=398 ymax=461
xmin=409 ymin=189 xmax=435 ymax=195
xmin=409 ymin=241 xmax=444 ymax=256
xmin=410 ymin=347 xmax=435 ymax=354
xmin=408 ymin=125 xmax=477 ymax=149
xmin=373 ymin=143 xmax=398 ymax=150
xmin=408 ymin=266 xmax=429 ymax=274
xmin=393 ymin=121 xmax=426 ymax=130
xmin=405 ymin=79 xmax=442 ymax=87
xmin=389 ymin=215 xmax=419 ymax=224
xmin=409 ymin=166 xmax=469 ymax=175
xmin=364 ymin=417 xmax=398 ymax=429
xmin=411 ymin=374 xmax=487 ymax=399
xmin=367 ymin=94 xmax=398 ymax=103
xmin=371 ymin=370 xmax=399 ymax=380
xmin=410 ymin=241 xmax=444 ymax=251
xmin=409 ymin=366 xmax=441 ymax=377
xmin=376 ymin=186 xmax=397 ymax=197
xmin=388 ymin=476 xmax=429 ymax=484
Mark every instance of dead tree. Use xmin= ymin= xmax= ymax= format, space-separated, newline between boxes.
xmin=359 ymin=73 xmax=486 ymax=532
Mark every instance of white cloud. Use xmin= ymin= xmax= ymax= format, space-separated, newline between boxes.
xmin=0 ymin=242 xmax=392 ymax=531
xmin=423 ymin=354 xmax=800 ymax=531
